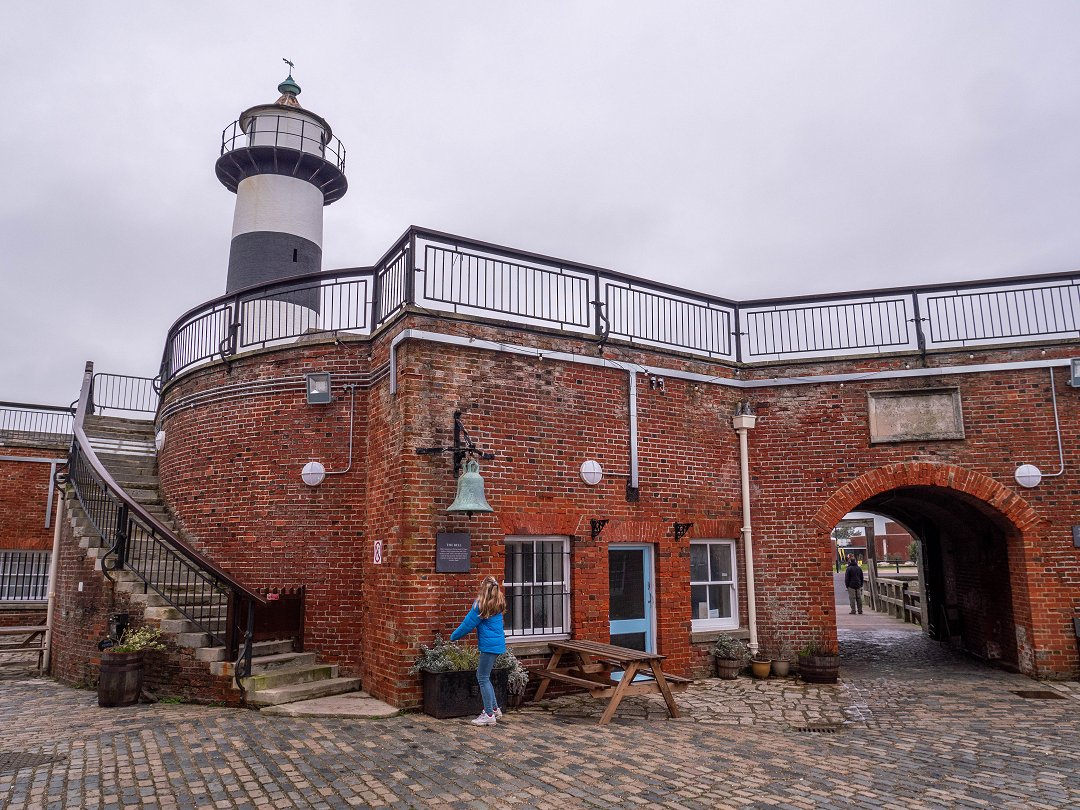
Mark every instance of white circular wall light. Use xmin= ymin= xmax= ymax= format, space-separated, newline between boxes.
xmin=302 ymin=461 xmax=326 ymax=487
xmin=1014 ymin=464 xmax=1042 ymax=489
xmin=580 ymin=460 xmax=603 ymax=486
xmin=154 ymin=431 xmax=166 ymax=452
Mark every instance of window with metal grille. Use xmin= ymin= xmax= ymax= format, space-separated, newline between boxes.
xmin=690 ymin=540 xmax=738 ymax=630
xmin=504 ymin=536 xmax=570 ymax=637
xmin=0 ymin=551 xmax=50 ymax=602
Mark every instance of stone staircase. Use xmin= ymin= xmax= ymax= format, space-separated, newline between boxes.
xmin=75 ymin=414 xmax=362 ymax=707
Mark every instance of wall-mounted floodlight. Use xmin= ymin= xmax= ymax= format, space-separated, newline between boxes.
xmin=1014 ymin=464 xmax=1042 ymax=488
xmin=302 ymin=461 xmax=326 ymax=486
xmin=305 ymin=372 xmax=332 ymax=404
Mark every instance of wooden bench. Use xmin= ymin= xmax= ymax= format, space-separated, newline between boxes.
xmin=529 ymin=639 xmax=690 ymax=725
xmin=0 ymin=625 xmax=48 ymax=674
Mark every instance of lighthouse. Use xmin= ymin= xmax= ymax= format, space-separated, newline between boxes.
xmin=215 ymin=63 xmax=347 ymax=334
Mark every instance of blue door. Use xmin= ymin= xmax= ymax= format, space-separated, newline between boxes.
xmin=608 ymin=545 xmax=654 ymax=652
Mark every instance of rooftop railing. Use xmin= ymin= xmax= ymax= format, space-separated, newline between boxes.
xmin=158 ymin=226 xmax=1080 ymax=386
xmin=0 ymin=402 xmax=74 ymax=441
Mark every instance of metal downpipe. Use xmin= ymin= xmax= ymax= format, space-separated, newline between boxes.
xmin=43 ymin=483 xmax=65 ymax=673
xmin=733 ymin=409 xmax=759 ymax=655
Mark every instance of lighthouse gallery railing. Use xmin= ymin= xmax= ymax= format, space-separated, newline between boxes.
xmin=159 ymin=226 xmax=1080 ymax=385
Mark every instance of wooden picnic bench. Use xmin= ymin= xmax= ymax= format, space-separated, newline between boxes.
xmin=0 ymin=625 xmax=48 ymax=674
xmin=528 ymin=639 xmax=690 ymax=725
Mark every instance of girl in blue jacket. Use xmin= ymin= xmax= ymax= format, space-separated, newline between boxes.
xmin=450 ymin=575 xmax=506 ymax=725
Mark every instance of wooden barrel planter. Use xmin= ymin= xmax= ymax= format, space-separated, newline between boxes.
xmin=98 ymin=651 xmax=145 ymax=707
xmin=714 ymin=657 xmax=743 ymax=680
xmin=797 ymin=653 xmax=839 ymax=684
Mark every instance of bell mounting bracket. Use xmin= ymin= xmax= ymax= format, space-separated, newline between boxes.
xmin=416 ymin=410 xmax=494 ymax=476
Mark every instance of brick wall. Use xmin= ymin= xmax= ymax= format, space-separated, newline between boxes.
xmin=0 ymin=444 xmax=64 ymax=552
xmin=147 ymin=314 xmax=1080 ymax=706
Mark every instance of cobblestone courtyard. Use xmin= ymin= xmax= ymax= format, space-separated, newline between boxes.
xmin=1 ymin=629 xmax=1078 ymax=809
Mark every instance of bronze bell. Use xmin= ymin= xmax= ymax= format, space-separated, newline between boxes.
xmin=447 ymin=458 xmax=494 ymax=516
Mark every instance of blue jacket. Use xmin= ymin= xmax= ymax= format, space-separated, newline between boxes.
xmin=450 ymin=604 xmax=506 ymax=654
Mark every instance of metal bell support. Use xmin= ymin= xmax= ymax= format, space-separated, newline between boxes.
xmin=447 ymin=458 xmax=494 ymax=516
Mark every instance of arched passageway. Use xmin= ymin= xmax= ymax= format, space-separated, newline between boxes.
xmin=814 ymin=464 xmax=1041 ymax=674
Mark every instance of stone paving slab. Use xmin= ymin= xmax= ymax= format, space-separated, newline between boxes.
xmin=1 ymin=630 xmax=1077 ymax=809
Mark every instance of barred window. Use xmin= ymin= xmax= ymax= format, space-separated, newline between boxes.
xmin=690 ymin=540 xmax=738 ymax=630
xmin=0 ymin=551 xmax=50 ymax=601
xmin=504 ymin=536 xmax=570 ymax=637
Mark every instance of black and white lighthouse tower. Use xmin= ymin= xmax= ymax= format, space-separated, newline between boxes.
xmin=215 ymin=63 xmax=347 ymax=320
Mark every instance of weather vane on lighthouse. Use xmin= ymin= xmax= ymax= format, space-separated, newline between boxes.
xmin=283 ymin=57 xmax=294 ymax=74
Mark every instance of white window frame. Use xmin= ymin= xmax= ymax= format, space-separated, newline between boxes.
xmin=503 ymin=535 xmax=571 ymax=640
xmin=689 ymin=539 xmax=739 ymax=631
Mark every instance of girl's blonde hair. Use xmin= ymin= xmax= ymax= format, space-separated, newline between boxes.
xmin=476 ymin=575 xmax=506 ymax=619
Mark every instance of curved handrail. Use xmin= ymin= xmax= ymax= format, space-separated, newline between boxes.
xmin=69 ymin=363 xmax=266 ymax=666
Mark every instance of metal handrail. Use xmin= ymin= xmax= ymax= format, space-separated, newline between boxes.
xmin=69 ymin=362 xmax=265 ymax=668
xmin=90 ymin=374 xmax=159 ymax=414
xmin=157 ymin=225 xmax=1080 ymax=385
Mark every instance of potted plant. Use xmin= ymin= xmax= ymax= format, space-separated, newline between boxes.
xmin=410 ymin=634 xmax=529 ymax=718
xmin=750 ymin=655 xmax=772 ymax=679
xmin=771 ymin=638 xmax=793 ymax=677
xmin=796 ymin=638 xmax=839 ymax=684
xmin=711 ymin=634 xmax=749 ymax=680
xmin=98 ymin=625 xmax=165 ymax=707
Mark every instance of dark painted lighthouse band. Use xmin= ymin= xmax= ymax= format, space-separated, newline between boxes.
xmin=226 ymin=231 xmax=322 ymax=310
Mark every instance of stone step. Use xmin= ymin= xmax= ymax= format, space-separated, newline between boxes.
xmin=176 ymin=632 xmax=214 ymax=648
xmin=126 ymin=591 xmax=171 ymax=608
xmin=194 ymin=639 xmax=297 ymax=664
xmin=240 ymin=663 xmax=337 ymax=693
xmin=246 ymin=676 xmax=363 ymax=707
xmin=210 ymin=651 xmax=317 ymax=678
xmin=143 ymin=605 xmax=228 ymax=622
xmin=157 ymin=617 xmax=227 ymax=635
xmin=84 ymin=414 xmax=156 ymax=434
xmin=260 ymin=692 xmax=398 ymax=719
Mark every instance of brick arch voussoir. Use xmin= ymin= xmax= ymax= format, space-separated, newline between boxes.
xmin=811 ymin=462 xmax=1042 ymax=535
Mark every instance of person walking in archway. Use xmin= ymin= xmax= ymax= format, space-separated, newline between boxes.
xmin=845 ymin=555 xmax=864 ymax=615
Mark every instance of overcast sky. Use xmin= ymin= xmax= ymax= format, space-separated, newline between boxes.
xmin=4 ymin=2 xmax=1080 ymax=406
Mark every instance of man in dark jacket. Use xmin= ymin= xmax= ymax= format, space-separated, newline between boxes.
xmin=845 ymin=555 xmax=864 ymax=615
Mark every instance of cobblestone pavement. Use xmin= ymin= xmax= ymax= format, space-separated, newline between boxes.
xmin=1 ymin=630 xmax=1078 ymax=809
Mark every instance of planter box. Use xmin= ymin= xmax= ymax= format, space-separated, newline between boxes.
xmin=421 ymin=667 xmax=509 ymax=719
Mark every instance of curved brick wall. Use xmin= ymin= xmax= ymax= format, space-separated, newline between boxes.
xmin=155 ymin=314 xmax=1080 ymax=705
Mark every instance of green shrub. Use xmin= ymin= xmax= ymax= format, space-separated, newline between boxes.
xmin=409 ymin=633 xmax=530 ymax=695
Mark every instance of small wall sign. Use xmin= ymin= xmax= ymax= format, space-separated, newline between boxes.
xmin=436 ymin=532 xmax=471 ymax=573
xmin=373 ymin=539 xmax=383 ymax=565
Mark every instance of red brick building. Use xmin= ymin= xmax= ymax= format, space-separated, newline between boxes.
xmin=40 ymin=78 xmax=1080 ymax=707
xmin=0 ymin=404 xmax=70 ymax=627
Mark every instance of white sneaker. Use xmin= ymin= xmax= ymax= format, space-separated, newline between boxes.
xmin=493 ymin=707 xmax=503 ymax=719
xmin=471 ymin=711 xmax=496 ymax=726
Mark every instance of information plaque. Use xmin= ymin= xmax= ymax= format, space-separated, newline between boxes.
xmin=436 ymin=532 xmax=471 ymax=573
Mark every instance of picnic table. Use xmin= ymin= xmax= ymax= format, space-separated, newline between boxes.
xmin=0 ymin=625 xmax=48 ymax=674
xmin=529 ymin=639 xmax=690 ymax=725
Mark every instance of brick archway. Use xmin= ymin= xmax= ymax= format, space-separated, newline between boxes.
xmin=811 ymin=462 xmax=1043 ymax=536
xmin=811 ymin=460 xmax=1051 ymax=676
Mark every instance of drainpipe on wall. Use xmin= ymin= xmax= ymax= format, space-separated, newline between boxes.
xmin=733 ymin=406 xmax=759 ymax=656
xmin=43 ymin=481 xmax=65 ymax=673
